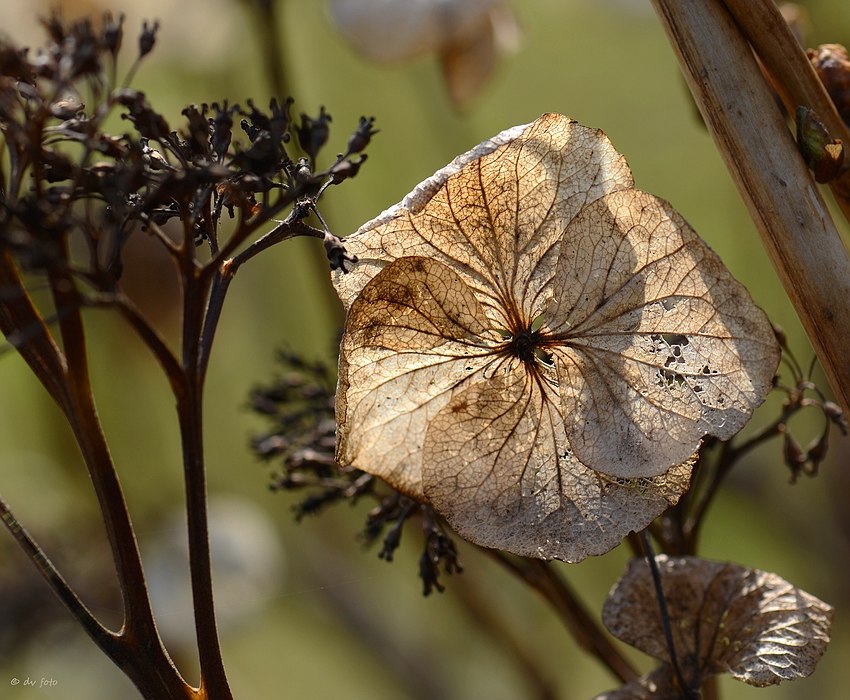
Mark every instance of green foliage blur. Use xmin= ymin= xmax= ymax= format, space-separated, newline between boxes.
xmin=0 ymin=1 xmax=847 ymax=698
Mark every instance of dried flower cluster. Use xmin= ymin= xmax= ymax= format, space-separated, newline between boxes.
xmin=808 ymin=43 xmax=850 ymax=126
xmin=0 ymin=12 xmax=376 ymax=310
xmin=0 ymin=13 xmax=374 ymax=699
xmin=252 ymin=351 xmax=462 ymax=595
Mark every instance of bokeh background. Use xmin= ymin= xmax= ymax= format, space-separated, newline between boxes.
xmin=0 ymin=1 xmax=848 ymax=698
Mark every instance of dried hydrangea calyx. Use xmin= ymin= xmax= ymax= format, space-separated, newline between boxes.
xmin=334 ymin=113 xmax=779 ymax=562
xmin=598 ymin=555 xmax=834 ymax=696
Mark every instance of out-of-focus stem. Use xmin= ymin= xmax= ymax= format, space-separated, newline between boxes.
xmin=651 ymin=0 xmax=850 ymax=418
xmin=488 ymin=552 xmax=639 ymax=684
xmin=451 ymin=570 xmax=558 ymax=700
xmin=0 ymin=252 xmax=69 ymax=409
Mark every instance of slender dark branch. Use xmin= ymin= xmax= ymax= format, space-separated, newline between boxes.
xmin=0 ymin=491 xmax=114 ymax=647
xmin=231 ymin=217 xmax=326 ymax=271
xmin=0 ymin=252 xmax=70 ymax=411
xmin=45 ymin=253 xmax=158 ymax=638
xmin=106 ymin=294 xmax=186 ymax=399
xmin=177 ymin=389 xmax=232 ymax=699
xmin=176 ymin=231 xmax=232 ymax=696
xmin=487 ymin=551 xmax=639 ymax=684
xmin=204 ymin=190 xmax=305 ymax=271
xmin=639 ymin=530 xmax=697 ymax=700
xmin=197 ymin=218 xmax=326 ymax=380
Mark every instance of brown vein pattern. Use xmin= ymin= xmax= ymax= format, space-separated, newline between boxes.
xmin=333 ymin=113 xmax=779 ymax=561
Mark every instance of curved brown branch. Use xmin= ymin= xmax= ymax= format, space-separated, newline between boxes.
xmin=0 ymin=252 xmax=70 ymax=411
xmin=486 ymin=551 xmax=639 ymax=685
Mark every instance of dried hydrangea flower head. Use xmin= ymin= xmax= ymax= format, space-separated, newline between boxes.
xmin=333 ymin=113 xmax=780 ymax=562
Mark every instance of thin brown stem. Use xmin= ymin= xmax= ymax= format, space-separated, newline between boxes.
xmin=46 ymin=257 xmax=156 ymax=635
xmin=30 ymin=249 xmax=192 ymax=697
xmin=0 ymin=492 xmax=112 ymax=645
xmin=177 ymin=387 xmax=231 ymax=699
xmin=198 ymin=218 xmax=325 ymax=379
xmin=0 ymin=492 xmax=192 ymax=698
xmin=107 ymin=294 xmax=186 ymax=396
xmin=487 ymin=551 xmax=639 ymax=684
xmin=451 ymin=570 xmax=558 ymax=700
xmin=0 ymin=252 xmax=70 ymax=410
xmin=176 ymin=234 xmax=232 ymax=697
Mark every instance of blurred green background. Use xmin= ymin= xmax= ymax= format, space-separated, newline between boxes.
xmin=0 ymin=0 xmax=848 ymax=698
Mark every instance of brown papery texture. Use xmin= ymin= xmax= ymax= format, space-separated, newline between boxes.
xmin=334 ymin=113 xmax=779 ymax=562
xmin=602 ymin=556 xmax=833 ymax=690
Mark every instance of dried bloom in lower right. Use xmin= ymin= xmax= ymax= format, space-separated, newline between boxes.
xmin=596 ymin=555 xmax=833 ymax=699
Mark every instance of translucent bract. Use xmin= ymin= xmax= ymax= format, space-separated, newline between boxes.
xmin=599 ymin=555 xmax=833 ymax=695
xmin=333 ymin=113 xmax=779 ymax=562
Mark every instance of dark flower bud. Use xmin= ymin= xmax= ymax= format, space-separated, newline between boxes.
xmin=40 ymin=12 xmax=66 ymax=46
xmin=210 ymin=100 xmax=237 ymax=162
xmin=771 ymin=323 xmax=788 ymax=348
xmin=115 ymin=88 xmax=170 ymax=140
xmin=293 ymin=157 xmax=313 ymax=184
xmin=241 ymin=98 xmax=270 ymax=132
xmin=181 ymin=103 xmax=211 ymax=156
xmin=269 ymin=97 xmax=293 ymax=143
xmin=102 ymin=12 xmax=125 ymax=56
xmin=41 ymin=149 xmax=75 ymax=182
xmin=328 ymin=154 xmax=367 ymax=185
xmin=822 ymin=400 xmax=848 ymax=434
xmin=324 ymin=235 xmax=358 ymax=272
xmin=51 ymin=97 xmax=84 ymax=120
xmin=233 ymin=131 xmax=278 ymax=175
xmin=138 ymin=20 xmax=159 ymax=58
xmin=0 ymin=42 xmax=35 ymax=82
xmin=346 ymin=116 xmax=378 ymax=156
xmin=240 ymin=118 xmax=262 ymax=142
xmin=379 ymin=515 xmax=406 ymax=562
xmin=808 ymin=44 xmax=850 ymax=126
xmin=782 ymin=427 xmax=806 ymax=481
xmin=140 ymin=137 xmax=171 ymax=170
xmin=92 ymin=133 xmax=129 ymax=159
xmin=796 ymin=106 xmax=844 ymax=184
xmin=807 ymin=429 xmax=829 ymax=475
xmin=296 ymin=106 xmax=331 ymax=161
xmin=65 ymin=17 xmax=101 ymax=78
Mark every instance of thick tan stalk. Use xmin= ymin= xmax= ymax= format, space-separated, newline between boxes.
xmin=651 ymin=0 xmax=850 ymax=417
xmin=722 ymin=0 xmax=850 ymax=223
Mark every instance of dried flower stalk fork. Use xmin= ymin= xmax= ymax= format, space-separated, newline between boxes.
xmin=0 ymin=14 xmax=371 ymax=699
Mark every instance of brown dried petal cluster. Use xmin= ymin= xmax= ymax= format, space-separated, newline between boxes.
xmin=808 ymin=44 xmax=850 ymax=126
xmin=333 ymin=114 xmax=780 ymax=562
xmin=328 ymin=0 xmax=520 ymax=108
xmin=599 ymin=556 xmax=834 ymax=696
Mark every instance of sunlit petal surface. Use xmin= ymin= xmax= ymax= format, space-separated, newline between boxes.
xmin=334 ymin=113 xmax=779 ymax=561
xmin=601 ymin=556 xmax=833 ymax=692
